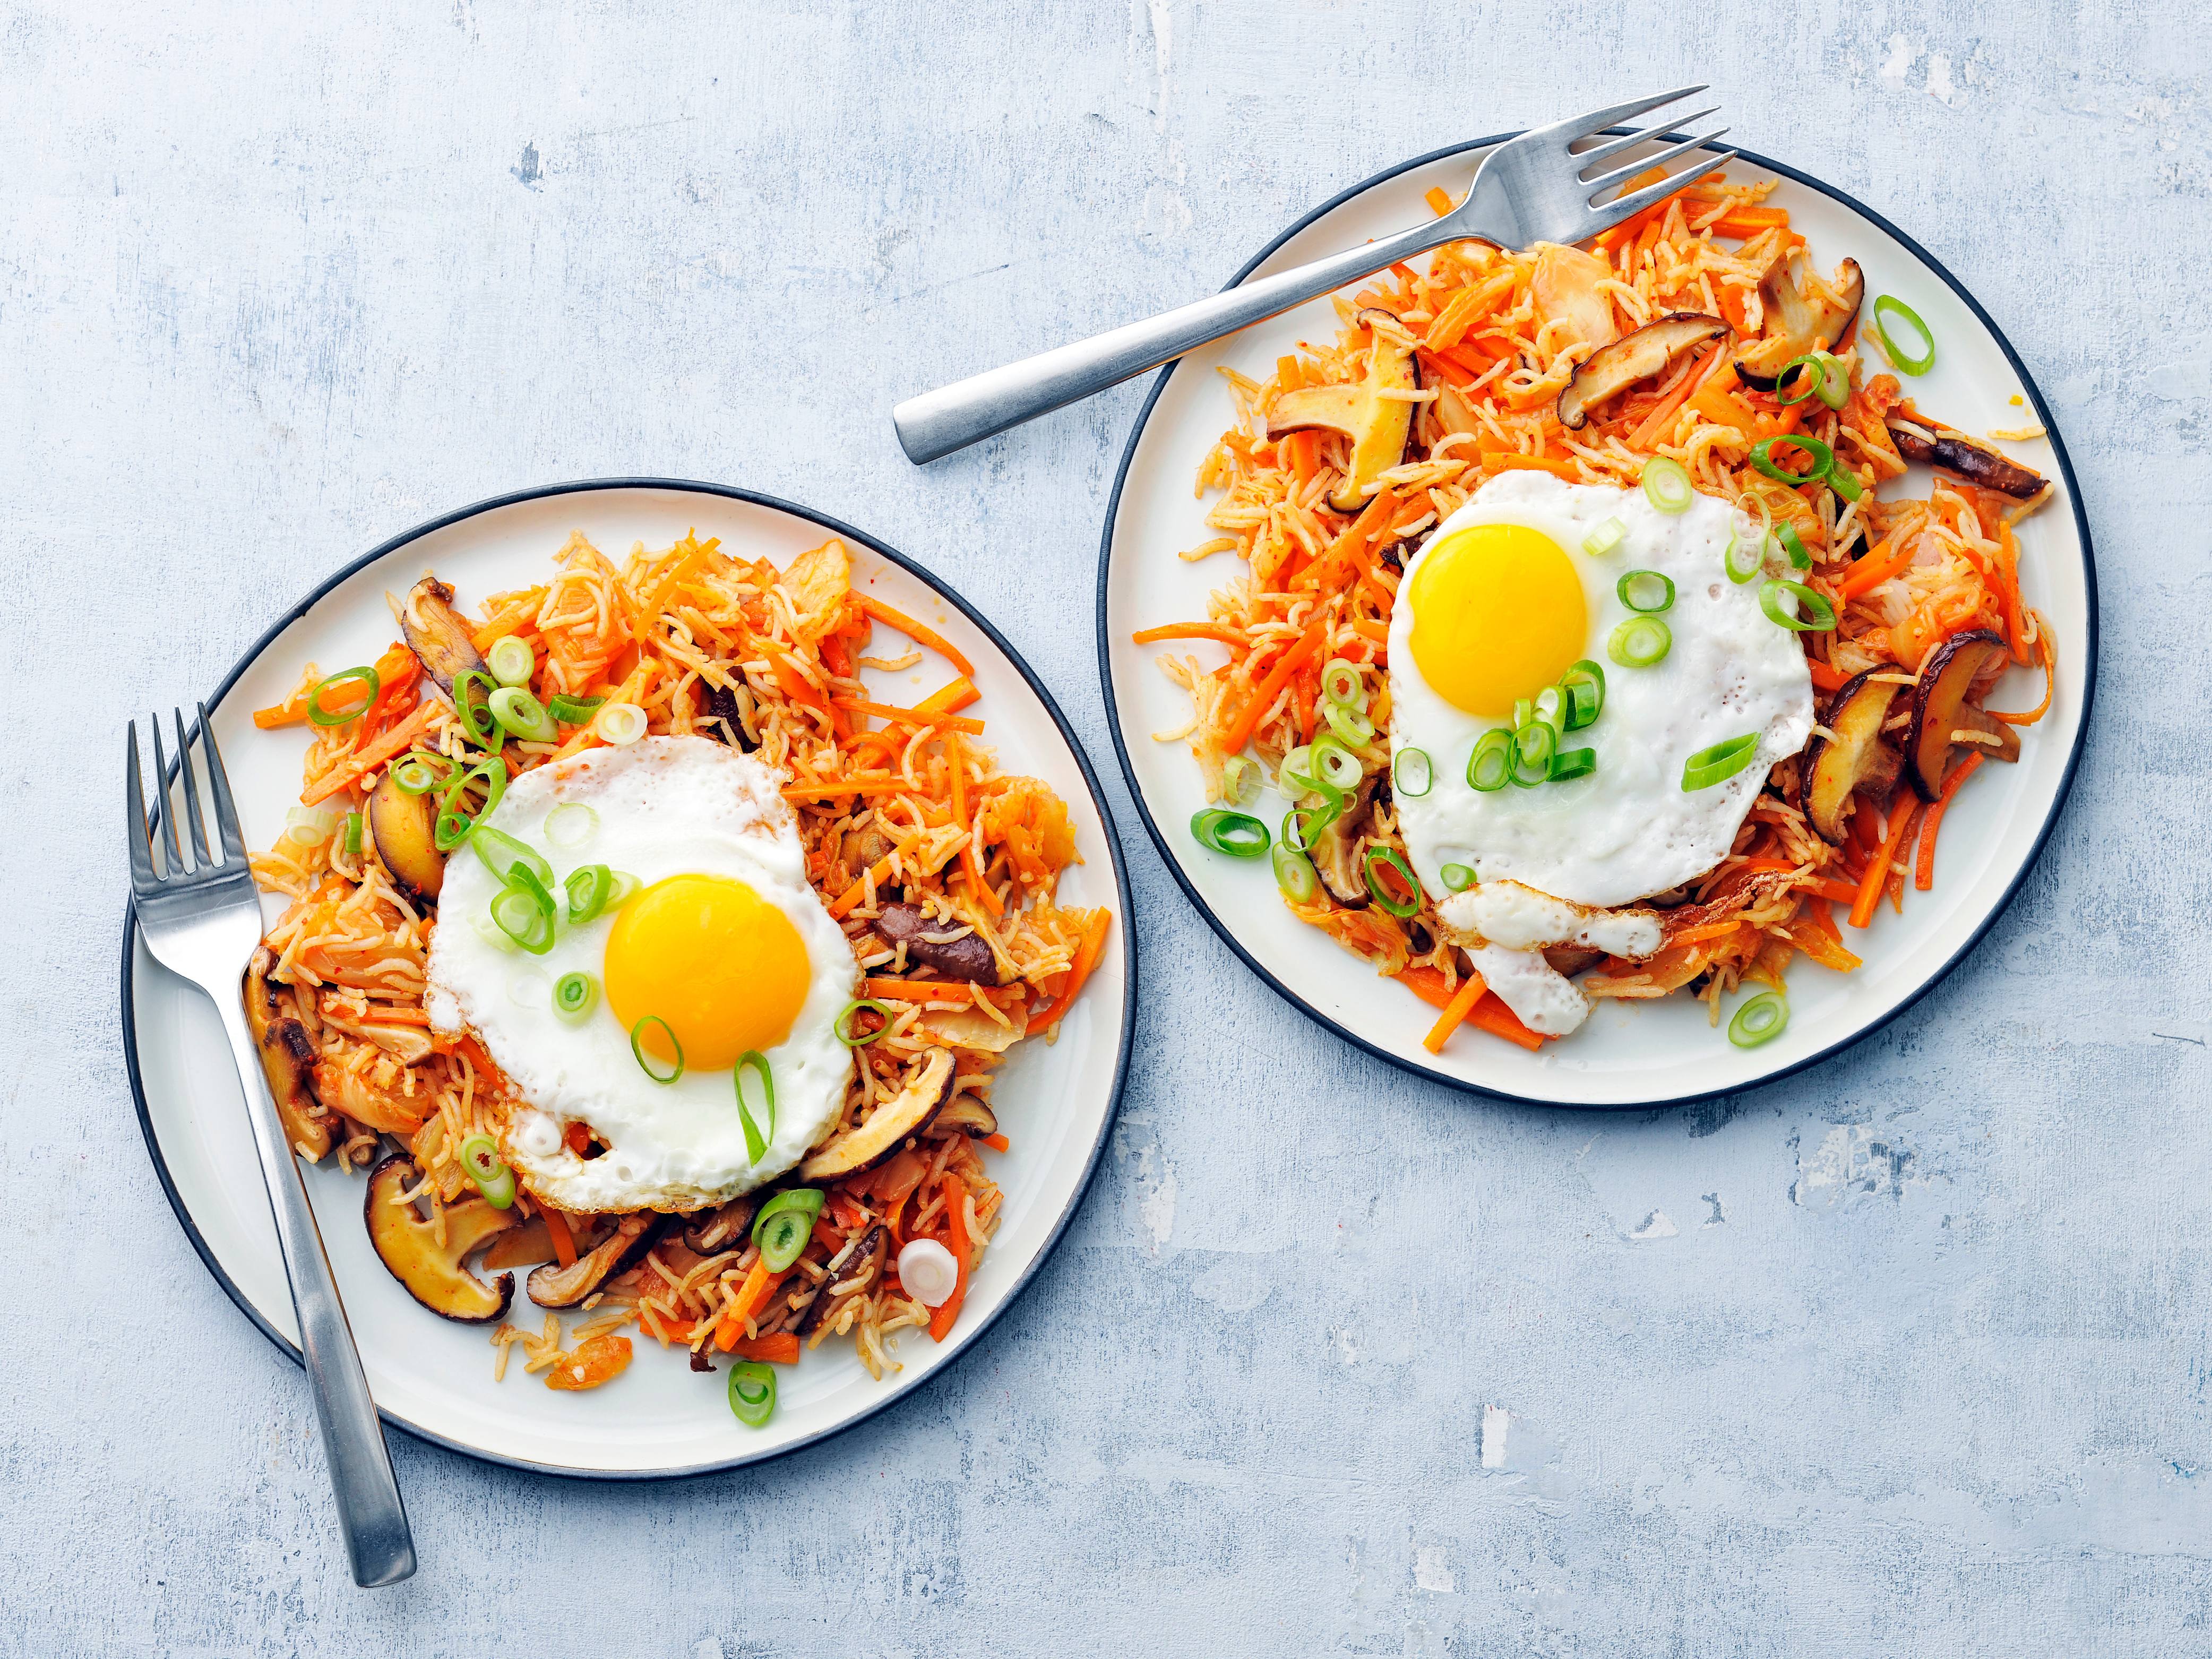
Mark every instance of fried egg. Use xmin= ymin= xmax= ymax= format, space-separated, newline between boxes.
xmin=425 ymin=737 xmax=856 ymax=1211
xmin=1387 ymin=472 xmax=1814 ymax=1034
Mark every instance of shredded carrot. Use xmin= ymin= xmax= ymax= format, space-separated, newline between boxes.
xmin=856 ymin=594 xmax=975 ymax=677
xmin=1626 ymin=345 xmax=1727 ymax=450
xmin=831 ymin=698 xmax=986 ymax=736
xmin=864 ymin=977 xmax=1001 ymax=1007
xmin=781 ymin=778 xmax=914 ymax=800
xmin=1395 ymin=967 xmax=1545 ymax=1051
xmin=1709 ymin=208 xmax=1791 ymax=237
xmin=358 ymin=1007 xmax=432 ymax=1027
xmin=829 ymin=852 xmax=902 ymax=918
xmin=1131 ymin=622 xmax=1247 ymax=647
xmin=1421 ymin=971 xmax=1490 ymax=1054
xmin=727 ymin=1333 xmax=801 ymax=1365
xmin=928 ymin=1175 xmax=971 ymax=1342
xmin=632 ymin=534 xmax=718 ymax=647
xmin=1986 ymin=630 xmax=2054 ymax=724
xmin=542 ymin=1208 xmax=578 ymax=1270
xmin=1849 ymin=793 xmax=1922 ymax=928
xmin=1914 ymin=752 xmax=1984 ymax=890
xmin=299 ymin=703 xmax=438 ymax=807
xmin=982 ymin=1132 xmax=1010 ymax=1153
xmin=1837 ymin=525 xmax=1921 ymax=599
xmin=716 ymin=1259 xmax=786 ymax=1349
xmin=1807 ymin=878 xmax=1862 ymax=906
xmin=1027 ymin=910 xmax=1110 ymax=1034
xmin=1424 ymin=185 xmax=1455 ymax=217
xmin=1481 ymin=451 xmax=1581 ymax=480
xmin=916 ymin=676 xmax=980 ymax=717
xmin=253 ymin=702 xmax=308 ymax=730
xmin=1808 ymin=659 xmax=1850 ymax=692
xmin=470 ymin=592 xmax=544 ymax=652
xmin=1221 ymin=615 xmax=1328 ymax=757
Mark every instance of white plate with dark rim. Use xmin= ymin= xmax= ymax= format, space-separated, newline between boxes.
xmin=1098 ymin=137 xmax=2095 ymax=1110
xmin=125 ymin=480 xmax=1136 ymax=1479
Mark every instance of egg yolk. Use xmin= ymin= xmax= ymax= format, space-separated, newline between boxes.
xmin=1407 ymin=522 xmax=1588 ymax=718
xmin=603 ymin=874 xmax=810 ymax=1072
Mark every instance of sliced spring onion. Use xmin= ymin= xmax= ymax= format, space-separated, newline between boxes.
xmin=1363 ymin=847 xmax=1422 ymax=918
xmin=489 ymin=685 xmax=557 ymax=743
xmin=1440 ymin=862 xmax=1475 ymax=892
xmin=1581 ymin=516 xmax=1627 ymax=557
xmin=1812 ymin=351 xmax=1850 ymax=411
xmin=1221 ymin=755 xmax=1259 ymax=805
xmin=1282 ymin=798 xmax=1340 ymax=854
xmin=1772 ymin=355 xmax=1825 ymax=407
xmin=836 ymin=999 xmax=895 ymax=1046
xmin=1323 ymin=698 xmax=1375 ymax=747
xmin=307 ymin=666 xmax=381 ymax=727
xmin=1724 ymin=529 xmax=1767 ymax=585
xmin=1641 ymin=457 xmax=1694 ymax=514
xmin=1320 ymin=658 xmax=1368 ymax=711
xmin=1191 ymin=808 xmax=1271 ymax=858
xmin=468 ymin=909 xmax=519 ymax=953
xmin=1618 ymin=570 xmax=1675 ymax=614
xmin=752 ymin=1188 xmax=827 ymax=1271
xmin=457 ymin=1133 xmax=515 ymax=1209
xmin=565 ymin=863 xmax=614 ymax=924
xmin=1826 ymin=460 xmax=1864 ymax=503
xmin=544 ymin=801 xmax=599 ymax=849
xmin=470 ymin=823 xmax=554 ymax=889
xmin=1533 ymin=686 xmax=1565 ymax=732
xmin=1759 ymin=578 xmax=1838 ymax=633
xmin=486 ymin=634 xmax=535 ymax=689
xmin=735 ymin=1050 xmax=776 ymax=1163
xmin=1750 ymin=434 xmax=1834 ymax=487
xmin=433 ymin=757 xmax=509 ymax=851
xmin=594 ymin=702 xmax=648 ymax=745
xmin=1467 ymin=727 xmax=1513 ymax=792
xmin=1728 ymin=991 xmax=1789 ymax=1048
xmin=1548 ymin=746 xmax=1597 ymax=783
xmin=729 ymin=1360 xmax=776 ymax=1428
xmin=552 ymin=971 xmax=598 ymax=1024
xmin=282 ymin=803 xmax=339 ymax=848
xmin=630 ymin=1016 xmax=683 ymax=1084
xmin=1392 ymin=746 xmax=1434 ymax=798
xmin=1309 ymin=736 xmax=1363 ymax=795
xmin=1278 ymin=744 xmax=1320 ymax=798
xmin=1272 ymin=844 xmax=1319 ymax=903
xmin=547 ymin=693 xmax=605 ymax=726
xmin=1682 ymin=733 xmax=1760 ymax=792
xmin=490 ymin=870 xmax=557 ymax=955
xmin=1776 ymin=523 xmax=1812 ymax=570
xmin=1560 ymin=659 xmax=1606 ymax=729
xmin=1509 ymin=719 xmax=1556 ymax=788
xmin=391 ymin=752 xmax=450 ymax=795
xmin=604 ymin=870 xmax=641 ymax=907
xmin=342 ymin=811 xmax=363 ymax=856
xmin=1872 ymin=294 xmax=1935 ymax=376
xmin=453 ymin=669 xmax=502 ymax=749
xmin=1609 ymin=615 xmax=1674 ymax=669
xmin=898 ymin=1237 xmax=960 ymax=1307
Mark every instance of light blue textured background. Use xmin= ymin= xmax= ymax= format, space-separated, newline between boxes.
xmin=5 ymin=2 xmax=2202 ymax=1654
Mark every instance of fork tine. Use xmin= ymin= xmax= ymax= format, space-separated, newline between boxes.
xmin=1573 ymin=107 xmax=1719 ymax=173
xmin=175 ymin=708 xmax=213 ymax=869
xmin=1583 ymin=126 xmax=1732 ymax=200
xmin=126 ymin=721 xmax=160 ymax=895
xmin=1518 ymin=85 xmax=1706 ymax=151
xmin=1594 ymin=144 xmax=1740 ymax=222
xmin=149 ymin=714 xmax=183 ymax=876
xmin=199 ymin=702 xmax=249 ymax=863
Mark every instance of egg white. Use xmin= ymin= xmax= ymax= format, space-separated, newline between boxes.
xmin=1388 ymin=472 xmax=1814 ymax=911
xmin=425 ymin=736 xmax=857 ymax=1213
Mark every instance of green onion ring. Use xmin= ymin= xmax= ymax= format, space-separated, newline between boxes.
xmin=1191 ymin=808 xmax=1271 ymax=858
xmin=1282 ymin=798 xmax=1341 ymax=855
xmin=1309 ymin=735 xmax=1363 ymax=795
xmin=457 ymin=1133 xmax=516 ymax=1209
xmin=604 ymin=870 xmax=641 ymax=907
xmin=1323 ymin=698 xmax=1375 ymax=747
xmin=342 ymin=812 xmax=363 ymax=856
xmin=1440 ymin=862 xmax=1476 ymax=892
xmin=307 ymin=666 xmax=381 ymax=727
xmin=1533 ymin=686 xmax=1565 ymax=733
xmin=1759 ymin=578 xmax=1838 ymax=633
xmin=564 ymin=863 xmax=614 ymax=925
xmin=1776 ymin=523 xmax=1812 ymax=570
xmin=433 ymin=757 xmax=510 ymax=850
xmin=470 ymin=823 xmax=554 ymax=890
xmin=544 ymin=801 xmax=599 ymax=850
xmin=1609 ymin=616 xmax=1673 ymax=669
xmin=1581 ymin=516 xmax=1627 ymax=557
xmin=486 ymin=634 xmax=535 ymax=689
xmin=1750 ymin=434 xmax=1834 ymax=487
xmin=1547 ymin=746 xmax=1598 ymax=783
xmin=752 ymin=1205 xmax=819 ymax=1273
xmin=836 ymin=999 xmax=896 ymax=1046
xmin=735 ymin=1050 xmax=776 ymax=1163
xmin=594 ymin=702 xmax=648 ymax=745
xmin=489 ymin=685 xmax=557 ymax=743
xmin=453 ymin=669 xmax=502 ymax=749
xmin=1467 ymin=728 xmax=1513 ymax=793
xmin=390 ymin=753 xmax=450 ymax=795
xmin=1681 ymin=733 xmax=1761 ymax=792
xmin=1560 ymin=659 xmax=1606 ymax=729
xmin=490 ymin=876 xmax=556 ymax=956
xmin=1812 ymin=351 xmax=1851 ymax=411
xmin=1872 ymin=295 xmax=1935 ymax=376
xmin=1728 ymin=991 xmax=1790 ymax=1048
xmin=1221 ymin=756 xmax=1258 ymax=805
xmin=546 ymin=693 xmax=605 ymax=726
xmin=1363 ymin=847 xmax=1423 ymax=918
xmin=1320 ymin=658 xmax=1368 ymax=712
xmin=552 ymin=971 xmax=598 ymax=1024
xmin=1825 ymin=461 xmax=1864 ymax=503
xmin=752 ymin=1187 xmax=827 ymax=1257
xmin=630 ymin=1016 xmax=684 ymax=1084
xmin=1771 ymin=355 xmax=1824 ymax=407
xmin=1617 ymin=570 xmax=1675 ymax=614
xmin=1641 ymin=457 xmax=1694 ymax=514
xmin=1509 ymin=719 xmax=1556 ymax=788
xmin=1724 ymin=529 xmax=1766 ymax=585
xmin=728 ymin=1360 xmax=777 ymax=1427
xmin=1272 ymin=844 xmax=1319 ymax=904
xmin=1391 ymin=746 xmax=1434 ymax=798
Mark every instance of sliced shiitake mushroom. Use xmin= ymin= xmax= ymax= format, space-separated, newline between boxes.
xmin=366 ymin=769 xmax=444 ymax=903
xmin=1801 ymin=671 xmax=1903 ymax=843
xmin=1266 ymin=307 xmax=1419 ymax=512
xmin=1557 ymin=313 xmax=1727 ymax=431
xmin=397 ymin=575 xmax=489 ymax=697
xmin=872 ymin=902 xmax=1001 ymax=984
xmin=1735 ymin=252 xmax=1863 ymax=390
xmin=918 ymin=1006 xmax=1021 ymax=1054
xmin=243 ymin=946 xmax=332 ymax=1161
xmin=699 ymin=676 xmax=757 ymax=751
xmin=1886 ymin=418 xmax=2047 ymax=500
xmin=682 ymin=1194 xmax=759 ymax=1256
xmin=527 ymin=1211 xmax=666 ymax=1309
xmin=363 ymin=1154 xmax=517 ymax=1323
xmin=926 ymin=1092 xmax=1000 ymax=1140
xmin=1906 ymin=630 xmax=2020 ymax=799
xmin=798 ymin=1224 xmax=885 ymax=1336
xmin=1311 ymin=777 xmax=1379 ymax=907
xmin=798 ymin=1048 xmax=956 ymax=1181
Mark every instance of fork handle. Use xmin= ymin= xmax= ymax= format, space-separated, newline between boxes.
xmin=215 ymin=994 xmax=416 ymax=1587
xmin=892 ymin=216 xmax=1459 ymax=464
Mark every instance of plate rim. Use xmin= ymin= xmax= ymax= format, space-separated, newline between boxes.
xmin=122 ymin=476 xmax=1140 ymax=1480
xmin=1094 ymin=134 xmax=2097 ymax=1111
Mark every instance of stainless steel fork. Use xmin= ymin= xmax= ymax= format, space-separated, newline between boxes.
xmin=892 ymin=87 xmax=1735 ymax=463
xmin=127 ymin=708 xmax=416 ymax=1588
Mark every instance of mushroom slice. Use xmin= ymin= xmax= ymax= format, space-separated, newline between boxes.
xmin=798 ymin=1224 xmax=886 ymax=1336
xmin=527 ymin=1211 xmax=666 ymax=1309
xmin=699 ymin=676 xmax=757 ymax=751
xmin=682 ymin=1195 xmax=759 ymax=1257
xmin=1906 ymin=630 xmax=2020 ymax=799
xmin=926 ymin=1092 xmax=1000 ymax=1140
xmin=1265 ymin=307 xmax=1419 ymax=512
xmin=873 ymin=902 xmax=1002 ymax=984
xmin=243 ymin=947 xmax=332 ymax=1161
xmin=1886 ymin=418 xmax=2047 ymax=500
xmin=1735 ymin=252 xmax=1864 ymax=390
xmin=364 ymin=1154 xmax=517 ymax=1323
xmin=316 ymin=1008 xmax=436 ymax=1066
xmin=1557 ymin=313 xmax=1727 ymax=431
xmin=918 ymin=1007 xmax=1021 ymax=1054
xmin=1801 ymin=671 xmax=1903 ymax=843
xmin=798 ymin=1049 xmax=956 ymax=1181
xmin=396 ymin=575 xmax=490 ymax=697
xmin=366 ymin=769 xmax=444 ymax=903
xmin=1311 ymin=777 xmax=1379 ymax=908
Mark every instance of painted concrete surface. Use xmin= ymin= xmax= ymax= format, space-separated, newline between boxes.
xmin=4 ymin=2 xmax=2206 ymax=1653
